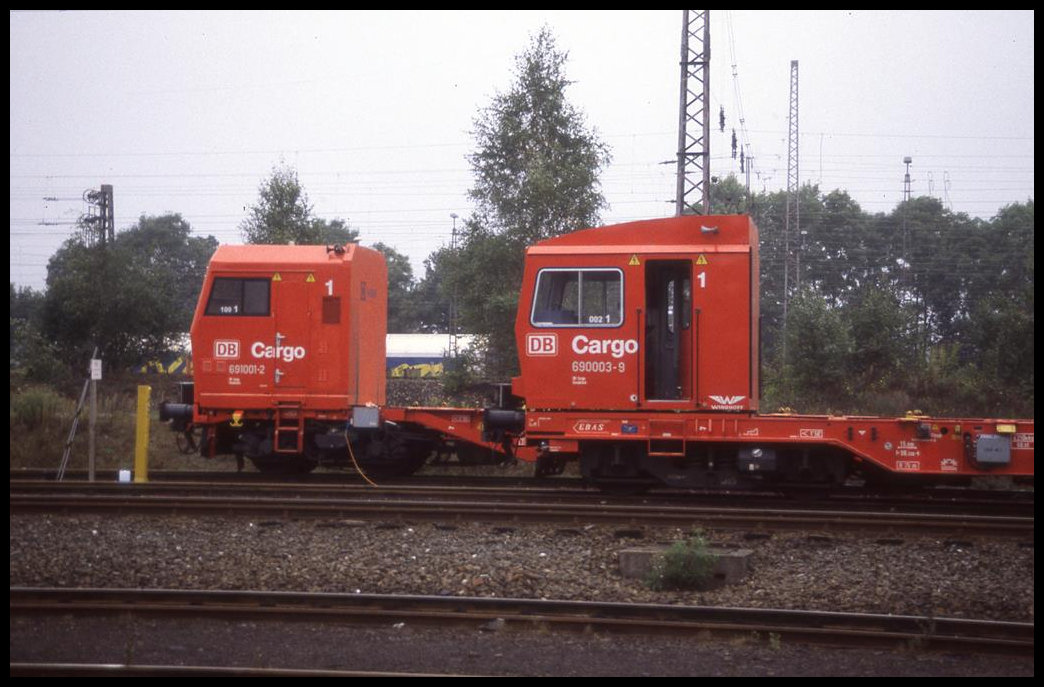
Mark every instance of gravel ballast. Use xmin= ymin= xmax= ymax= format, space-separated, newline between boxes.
xmin=9 ymin=512 xmax=1035 ymax=676
xmin=10 ymin=513 xmax=1033 ymax=622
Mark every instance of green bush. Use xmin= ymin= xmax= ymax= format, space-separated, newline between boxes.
xmin=646 ymin=531 xmax=719 ymax=591
xmin=10 ymin=386 xmax=70 ymax=431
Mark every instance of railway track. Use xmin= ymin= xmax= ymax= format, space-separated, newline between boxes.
xmin=10 ymin=664 xmax=453 ymax=677
xmin=11 ymin=587 xmax=1034 ymax=657
xmin=12 ymin=475 xmax=1034 ymax=674
xmin=9 ymin=479 xmax=1034 ymax=538
xmin=13 ymin=468 xmax=1034 ymax=513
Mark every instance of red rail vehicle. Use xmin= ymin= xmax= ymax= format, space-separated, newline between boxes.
xmin=162 ymin=215 xmax=1034 ymax=489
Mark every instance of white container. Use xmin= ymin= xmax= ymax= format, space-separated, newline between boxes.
xmin=118 ymin=469 xmax=131 ymax=483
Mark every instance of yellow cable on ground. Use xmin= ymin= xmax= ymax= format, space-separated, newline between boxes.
xmin=344 ymin=429 xmax=380 ymax=488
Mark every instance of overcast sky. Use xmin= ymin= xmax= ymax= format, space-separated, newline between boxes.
xmin=10 ymin=10 xmax=1035 ymax=291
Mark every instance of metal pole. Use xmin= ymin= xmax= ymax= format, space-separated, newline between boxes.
xmin=134 ymin=385 xmax=151 ymax=483
xmin=88 ymin=377 xmax=96 ymax=482
xmin=88 ymin=356 xmax=102 ymax=481
xmin=448 ymin=213 xmax=459 ymax=359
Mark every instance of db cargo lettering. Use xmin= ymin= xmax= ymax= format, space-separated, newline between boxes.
xmin=251 ymin=342 xmax=306 ymax=362
xmin=571 ymin=335 xmax=638 ymax=359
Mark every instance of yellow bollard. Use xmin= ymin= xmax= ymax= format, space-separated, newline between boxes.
xmin=134 ymin=385 xmax=151 ymax=483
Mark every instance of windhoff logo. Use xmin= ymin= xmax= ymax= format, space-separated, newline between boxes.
xmin=708 ymin=394 xmax=746 ymax=410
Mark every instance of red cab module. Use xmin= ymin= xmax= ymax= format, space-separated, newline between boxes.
xmin=514 ymin=214 xmax=759 ymax=413
xmin=191 ymin=243 xmax=387 ymax=417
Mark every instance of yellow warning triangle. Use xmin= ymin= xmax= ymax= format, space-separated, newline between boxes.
xmin=306 ymin=273 xmax=316 ymax=282
xmin=696 ymin=254 xmax=708 ymax=265
xmin=628 ymin=254 xmax=640 ymax=266
xmin=272 ymin=272 xmax=282 ymax=281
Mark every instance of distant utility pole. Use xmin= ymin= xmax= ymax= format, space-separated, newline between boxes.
xmin=903 ymin=156 xmax=913 ymax=202
xmin=902 ymin=156 xmax=913 ymax=277
xmin=676 ymin=9 xmax=711 ymax=216
xmin=81 ymin=184 xmax=114 ymax=246
xmin=448 ymin=212 xmax=460 ymax=360
xmin=79 ymin=185 xmax=112 ymax=481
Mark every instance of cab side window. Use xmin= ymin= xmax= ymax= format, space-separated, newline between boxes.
xmin=531 ymin=268 xmax=622 ymax=327
xmin=205 ymin=278 xmax=270 ymax=316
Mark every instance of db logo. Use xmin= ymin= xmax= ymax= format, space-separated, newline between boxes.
xmin=214 ymin=340 xmax=240 ymax=359
xmin=526 ymin=333 xmax=558 ymax=356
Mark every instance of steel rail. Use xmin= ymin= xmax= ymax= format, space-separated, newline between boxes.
xmin=9 ymin=662 xmax=464 ymax=677
xmin=10 ymin=586 xmax=1033 ymax=656
xmin=12 ymin=470 xmax=1034 ymax=515
xmin=9 ymin=489 xmax=1034 ymax=538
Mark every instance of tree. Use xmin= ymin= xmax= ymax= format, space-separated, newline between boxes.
xmin=239 ymin=163 xmax=349 ymax=245
xmin=42 ymin=214 xmax=216 ymax=370
xmin=10 ymin=283 xmax=64 ymax=384
xmin=801 ymin=189 xmax=869 ymax=299
xmin=959 ymin=292 xmax=1034 ymax=416
xmin=240 ymin=163 xmax=312 ymax=244
xmin=845 ymin=283 xmax=916 ymax=395
xmin=371 ymin=242 xmax=419 ymax=333
xmin=114 ymin=214 xmax=218 ymax=329
xmin=709 ymin=174 xmax=751 ymax=215
xmin=749 ymin=181 xmax=1033 ymax=416
xmin=777 ymin=286 xmax=853 ymax=410
xmin=468 ymin=26 xmax=610 ymax=244
xmin=10 ymin=282 xmax=45 ymax=324
xmin=953 ymin=201 xmax=1034 ymax=416
xmin=410 ymin=249 xmax=452 ymax=334
xmin=311 ymin=217 xmax=359 ymax=246
xmin=440 ymin=224 xmax=526 ymax=376
xmin=445 ymin=26 xmax=611 ymax=378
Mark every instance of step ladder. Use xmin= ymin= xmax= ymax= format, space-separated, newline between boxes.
xmin=273 ymin=402 xmax=304 ymax=453
xmin=648 ymin=419 xmax=686 ymax=457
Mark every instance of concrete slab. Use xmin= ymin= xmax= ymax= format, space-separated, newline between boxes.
xmin=619 ymin=545 xmax=753 ymax=587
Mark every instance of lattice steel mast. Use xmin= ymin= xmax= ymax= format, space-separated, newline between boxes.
xmin=783 ymin=60 xmax=800 ymax=320
xmin=676 ymin=10 xmax=711 ymax=216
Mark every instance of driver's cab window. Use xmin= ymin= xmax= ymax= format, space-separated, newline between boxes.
xmin=205 ymin=277 xmax=271 ymax=316
xmin=531 ymin=268 xmax=622 ymax=327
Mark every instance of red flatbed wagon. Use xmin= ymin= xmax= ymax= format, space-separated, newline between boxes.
xmin=163 ymin=216 xmax=1033 ymax=489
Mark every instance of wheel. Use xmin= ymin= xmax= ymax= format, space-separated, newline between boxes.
xmin=535 ymin=453 xmax=567 ymax=477
xmin=455 ymin=442 xmax=508 ymax=465
xmin=353 ymin=430 xmax=433 ymax=478
xmin=249 ymin=454 xmax=318 ymax=475
xmin=580 ymin=441 xmax=657 ymax=493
